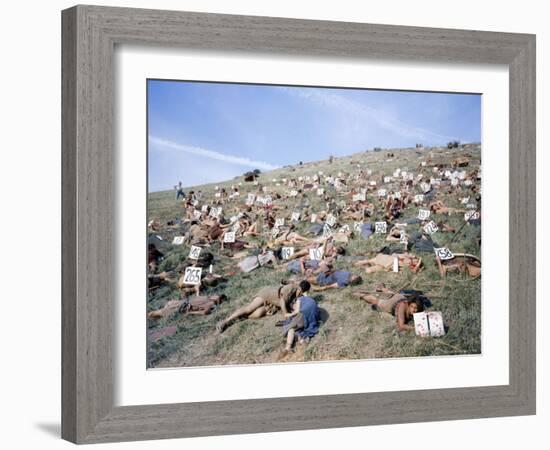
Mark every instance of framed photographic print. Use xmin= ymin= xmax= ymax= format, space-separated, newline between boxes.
xmin=62 ymin=5 xmax=535 ymax=444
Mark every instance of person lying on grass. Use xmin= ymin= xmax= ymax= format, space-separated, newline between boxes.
xmin=306 ymin=262 xmax=362 ymax=291
xmin=284 ymin=238 xmax=345 ymax=273
xmin=278 ymin=280 xmax=320 ymax=355
xmin=353 ymin=286 xmax=424 ymax=332
xmin=429 ymin=200 xmax=466 ymax=215
xmin=353 ymin=252 xmax=422 ymax=274
xmin=269 ymin=225 xmax=314 ymax=246
xmin=215 ymin=280 xmax=308 ymax=333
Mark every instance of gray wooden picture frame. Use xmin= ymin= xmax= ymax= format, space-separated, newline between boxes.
xmin=61 ymin=5 xmax=536 ymax=444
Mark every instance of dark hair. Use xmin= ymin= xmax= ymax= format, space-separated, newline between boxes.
xmin=335 ymin=246 xmax=346 ymax=255
xmin=299 ymin=280 xmax=311 ymax=293
xmin=406 ymin=292 xmax=425 ymax=312
xmin=411 ymin=297 xmax=425 ymax=312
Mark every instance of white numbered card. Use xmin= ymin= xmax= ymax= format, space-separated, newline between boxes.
xmin=418 ymin=209 xmax=431 ymax=221
xmin=423 ymin=221 xmax=439 ymax=234
xmin=369 ymin=180 xmax=377 ymax=186
xmin=275 ymin=218 xmax=285 ymax=228
xmin=322 ymin=223 xmax=333 ymax=238
xmin=188 ymin=245 xmax=202 ymax=260
xmin=215 ymin=192 xmax=221 ymax=198
xmin=289 ymin=190 xmax=298 ymax=197
xmin=291 ymin=212 xmax=301 ymax=222
xmin=326 ymin=214 xmax=337 ymax=227
xmin=414 ymin=311 xmax=445 ymax=337
xmin=246 ymin=193 xmax=256 ymax=205
xmin=183 ymin=267 xmax=202 ymax=286
xmin=317 ymin=188 xmax=324 ymax=196
xmin=392 ymin=255 xmax=399 ymax=273
xmin=434 ymin=247 xmax=454 ymax=260
xmin=464 ymin=211 xmax=481 ymax=222
xmin=352 ymin=193 xmax=366 ymax=202
xmin=466 ymin=203 xmax=477 ymax=209
xmin=375 ymin=221 xmax=387 ymax=234
xmin=400 ymin=229 xmax=408 ymax=244
xmin=172 ymin=236 xmax=185 ymax=245
xmin=310 ymin=213 xmax=318 ymax=223
xmin=309 ymin=247 xmax=324 ymax=261
xmin=384 ymin=176 xmax=392 ymax=183
xmin=281 ymin=247 xmax=295 ymax=260
xmin=223 ymin=231 xmax=236 ymax=243
xmin=394 ymin=191 xmax=402 ymax=199
xmin=193 ymin=210 xmax=202 ymax=220
xmin=354 ymin=221 xmax=364 ymax=232
xmin=451 ymin=178 xmax=459 ymax=186
xmin=209 ymin=207 xmax=222 ymax=218
xmin=414 ymin=194 xmax=424 ymax=203
xmin=464 ymin=179 xmax=473 ymax=186
xmin=338 ymin=224 xmax=350 ymax=233
xmin=461 ymin=197 xmax=470 ymax=204
xmin=421 ymin=161 xmax=427 ymax=166
xmin=264 ymin=196 xmax=273 ymax=206
xmin=378 ymin=188 xmax=386 ymax=197
xmin=421 ymin=182 xmax=431 ymax=193
xmin=201 ymin=205 xmax=209 ymax=213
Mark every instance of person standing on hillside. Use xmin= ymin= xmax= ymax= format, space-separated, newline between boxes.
xmin=174 ymin=181 xmax=185 ymax=200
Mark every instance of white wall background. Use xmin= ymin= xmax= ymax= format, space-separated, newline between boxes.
xmin=0 ymin=1 xmax=546 ymax=449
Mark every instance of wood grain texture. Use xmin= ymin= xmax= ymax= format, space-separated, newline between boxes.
xmin=61 ymin=5 xmax=536 ymax=444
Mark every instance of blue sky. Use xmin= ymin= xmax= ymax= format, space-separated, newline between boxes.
xmin=148 ymin=80 xmax=481 ymax=192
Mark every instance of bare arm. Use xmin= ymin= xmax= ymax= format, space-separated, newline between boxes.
xmin=284 ymin=299 xmax=301 ymax=318
xmin=396 ymin=303 xmax=414 ymax=332
xmin=312 ymin=282 xmax=339 ymax=292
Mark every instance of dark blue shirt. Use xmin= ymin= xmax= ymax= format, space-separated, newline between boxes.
xmin=316 ymin=270 xmax=351 ymax=288
xmin=297 ymin=296 xmax=320 ymax=338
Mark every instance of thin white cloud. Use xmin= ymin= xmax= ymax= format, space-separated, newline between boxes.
xmin=280 ymin=87 xmax=456 ymax=144
xmin=149 ymin=136 xmax=278 ymax=171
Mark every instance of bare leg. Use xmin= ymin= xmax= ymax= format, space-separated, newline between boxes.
xmin=216 ymin=297 xmax=264 ymax=332
xmin=354 ymin=259 xmax=372 ymax=267
xmin=290 ymin=233 xmax=312 ymax=243
xmin=285 ymin=328 xmax=296 ymax=352
xmin=354 ymin=293 xmax=380 ymax=306
xmin=247 ymin=306 xmax=268 ymax=319
xmin=365 ymin=265 xmax=384 ymax=274
xmin=287 ymin=248 xmax=308 ymax=261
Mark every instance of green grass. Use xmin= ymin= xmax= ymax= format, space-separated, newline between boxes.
xmin=147 ymin=144 xmax=482 ymax=368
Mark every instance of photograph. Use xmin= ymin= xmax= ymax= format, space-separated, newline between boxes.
xmin=146 ymin=80 xmax=482 ymax=368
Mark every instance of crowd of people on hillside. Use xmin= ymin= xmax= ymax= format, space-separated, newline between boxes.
xmin=148 ymin=147 xmax=482 ymax=357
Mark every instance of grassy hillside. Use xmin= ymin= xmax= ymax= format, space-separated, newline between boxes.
xmin=147 ymin=144 xmax=481 ymax=368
